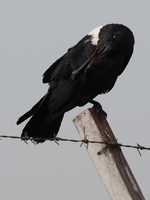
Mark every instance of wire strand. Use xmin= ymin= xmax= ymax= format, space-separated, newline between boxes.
xmin=0 ymin=135 xmax=149 ymax=152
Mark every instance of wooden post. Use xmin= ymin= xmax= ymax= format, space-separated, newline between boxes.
xmin=73 ymin=108 xmax=145 ymax=200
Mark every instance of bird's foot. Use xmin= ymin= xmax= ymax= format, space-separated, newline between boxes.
xmin=90 ymin=100 xmax=107 ymax=120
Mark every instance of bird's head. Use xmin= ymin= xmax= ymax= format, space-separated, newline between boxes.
xmin=97 ymin=24 xmax=135 ymax=56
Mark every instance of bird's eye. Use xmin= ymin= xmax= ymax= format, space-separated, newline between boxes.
xmin=113 ymin=34 xmax=117 ymax=39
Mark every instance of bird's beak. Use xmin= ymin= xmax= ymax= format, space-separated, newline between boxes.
xmin=101 ymin=41 xmax=118 ymax=55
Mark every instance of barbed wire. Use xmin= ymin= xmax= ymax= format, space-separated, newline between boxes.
xmin=0 ymin=134 xmax=149 ymax=153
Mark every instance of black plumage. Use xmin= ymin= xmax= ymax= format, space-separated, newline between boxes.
xmin=17 ymin=24 xmax=134 ymax=142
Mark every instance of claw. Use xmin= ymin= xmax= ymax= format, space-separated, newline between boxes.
xmin=90 ymin=100 xmax=107 ymax=119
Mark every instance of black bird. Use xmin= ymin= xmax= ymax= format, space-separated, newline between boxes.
xmin=17 ymin=24 xmax=134 ymax=142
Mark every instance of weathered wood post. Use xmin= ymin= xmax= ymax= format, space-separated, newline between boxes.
xmin=73 ymin=108 xmax=145 ymax=200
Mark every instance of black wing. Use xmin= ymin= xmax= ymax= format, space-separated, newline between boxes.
xmin=42 ymin=34 xmax=93 ymax=83
xmin=17 ymin=34 xmax=98 ymax=134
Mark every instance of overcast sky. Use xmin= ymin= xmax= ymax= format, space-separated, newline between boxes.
xmin=1 ymin=1 xmax=150 ymax=199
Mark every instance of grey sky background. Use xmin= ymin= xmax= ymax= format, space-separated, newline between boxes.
xmin=1 ymin=1 xmax=150 ymax=199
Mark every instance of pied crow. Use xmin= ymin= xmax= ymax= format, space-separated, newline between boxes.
xmin=17 ymin=24 xmax=135 ymax=143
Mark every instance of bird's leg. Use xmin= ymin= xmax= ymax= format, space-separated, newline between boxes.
xmin=71 ymin=58 xmax=91 ymax=79
xmin=89 ymin=100 xmax=107 ymax=119
xmin=71 ymin=49 xmax=98 ymax=79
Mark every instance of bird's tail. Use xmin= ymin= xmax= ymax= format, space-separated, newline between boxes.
xmin=17 ymin=93 xmax=64 ymax=143
xmin=16 ymin=96 xmax=45 ymax=125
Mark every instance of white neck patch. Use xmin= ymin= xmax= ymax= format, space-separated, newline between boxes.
xmin=88 ymin=26 xmax=103 ymax=45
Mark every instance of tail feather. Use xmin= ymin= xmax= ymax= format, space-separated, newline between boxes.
xmin=16 ymin=95 xmax=46 ymax=125
xmin=17 ymin=93 xmax=64 ymax=143
xmin=21 ymin=113 xmax=64 ymax=143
